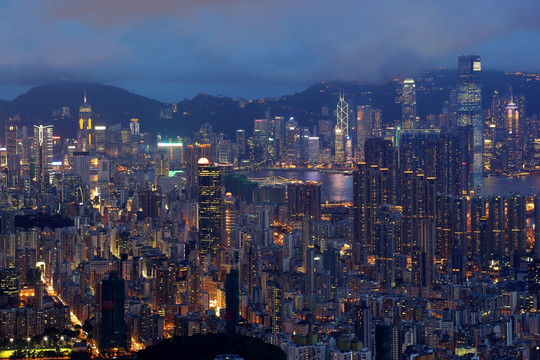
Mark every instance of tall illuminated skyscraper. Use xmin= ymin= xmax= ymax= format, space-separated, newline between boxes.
xmin=356 ymin=105 xmax=372 ymax=161
xmin=457 ymin=55 xmax=483 ymax=195
xmin=78 ymin=92 xmax=93 ymax=151
xmin=336 ymin=92 xmax=349 ymax=137
xmin=5 ymin=124 xmax=17 ymax=155
xmin=402 ymin=78 xmax=417 ymax=130
xmin=33 ymin=125 xmax=53 ymax=193
xmin=198 ymin=158 xmax=223 ymax=265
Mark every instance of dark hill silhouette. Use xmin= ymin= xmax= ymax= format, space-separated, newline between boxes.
xmin=137 ymin=333 xmax=286 ymax=360
xmin=0 ymin=81 xmax=166 ymax=137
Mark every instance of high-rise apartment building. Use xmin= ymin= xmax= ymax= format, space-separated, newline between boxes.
xmin=287 ymin=180 xmax=321 ymax=222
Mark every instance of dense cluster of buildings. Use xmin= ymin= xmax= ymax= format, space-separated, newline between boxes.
xmin=0 ymin=55 xmax=539 ymax=359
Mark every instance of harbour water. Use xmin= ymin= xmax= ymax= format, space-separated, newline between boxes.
xmin=245 ymin=170 xmax=540 ymax=202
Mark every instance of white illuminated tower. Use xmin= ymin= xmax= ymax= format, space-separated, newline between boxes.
xmin=336 ymin=92 xmax=349 ymax=137
xmin=402 ymin=78 xmax=417 ymax=130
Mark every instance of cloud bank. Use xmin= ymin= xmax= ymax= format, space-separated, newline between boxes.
xmin=1 ymin=0 xmax=540 ymax=101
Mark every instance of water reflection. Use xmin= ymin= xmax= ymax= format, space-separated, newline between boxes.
xmin=246 ymin=170 xmax=540 ymax=202
xmin=246 ymin=170 xmax=352 ymax=202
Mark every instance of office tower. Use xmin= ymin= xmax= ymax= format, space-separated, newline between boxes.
xmin=375 ymin=324 xmax=399 ymax=360
xmin=78 ymin=93 xmax=93 ymax=151
xmin=5 ymin=124 xmax=17 ymax=155
xmin=402 ymin=78 xmax=417 ymax=130
xmin=129 ymin=118 xmax=140 ymax=139
xmin=6 ymin=154 xmax=21 ymax=187
xmin=353 ymin=303 xmax=372 ymax=352
xmin=334 ymin=126 xmax=345 ymax=163
xmin=198 ymin=158 xmax=223 ymax=263
xmin=372 ymin=108 xmax=383 ymax=137
xmin=155 ymin=153 xmax=169 ymax=178
xmin=374 ymin=205 xmax=401 ymax=287
xmin=307 ymin=137 xmax=320 ymax=164
xmin=154 ymin=263 xmax=175 ymax=308
xmin=0 ymin=268 xmax=20 ymax=308
xmin=72 ymin=151 xmax=90 ymax=188
xmin=225 ymin=268 xmax=239 ymax=334
xmin=186 ymin=143 xmax=212 ymax=199
xmin=217 ymin=139 xmax=234 ymax=164
xmin=94 ymin=125 xmax=107 ymax=155
xmin=456 ymin=55 xmax=483 ymax=195
xmin=286 ymin=180 xmax=321 ymax=222
xmin=305 ymin=246 xmax=316 ymax=293
xmin=1 ymin=207 xmax=15 ymax=236
xmin=33 ymin=125 xmax=54 ymax=193
xmin=235 ymin=129 xmax=246 ymax=162
xmin=506 ymin=98 xmax=522 ymax=169
xmin=222 ymin=193 xmax=236 ymax=249
xmin=99 ymin=272 xmax=126 ymax=350
xmin=251 ymin=130 xmax=268 ymax=164
xmin=357 ymin=105 xmax=373 ymax=161
xmin=139 ymin=189 xmax=160 ymax=219
xmin=336 ymin=93 xmax=349 ymax=137
xmin=285 ymin=121 xmax=299 ymax=164
xmin=298 ymin=127 xmax=310 ymax=163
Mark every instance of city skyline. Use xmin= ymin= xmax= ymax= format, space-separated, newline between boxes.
xmin=1 ymin=1 xmax=540 ymax=101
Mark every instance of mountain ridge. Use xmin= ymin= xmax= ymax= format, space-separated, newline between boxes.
xmin=1 ymin=70 xmax=539 ymax=139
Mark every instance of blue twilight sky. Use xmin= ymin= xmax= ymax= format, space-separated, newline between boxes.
xmin=1 ymin=0 xmax=539 ymax=102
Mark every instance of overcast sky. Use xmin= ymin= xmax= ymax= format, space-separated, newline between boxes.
xmin=1 ymin=0 xmax=539 ymax=102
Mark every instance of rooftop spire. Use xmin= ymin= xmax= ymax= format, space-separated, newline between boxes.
xmin=83 ymin=89 xmax=87 ymax=103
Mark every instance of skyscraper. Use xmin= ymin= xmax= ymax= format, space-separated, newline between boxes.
xmin=336 ymin=93 xmax=349 ymax=137
xmin=98 ymin=272 xmax=126 ymax=350
xmin=357 ymin=105 xmax=373 ymax=161
xmin=78 ymin=93 xmax=93 ymax=151
xmin=402 ymin=78 xmax=417 ymax=130
xmin=456 ymin=55 xmax=483 ymax=195
xmin=198 ymin=158 xmax=223 ymax=264
xmin=5 ymin=124 xmax=17 ymax=156
xmin=225 ymin=268 xmax=239 ymax=334
xmin=33 ymin=125 xmax=54 ymax=193
xmin=334 ymin=126 xmax=345 ymax=163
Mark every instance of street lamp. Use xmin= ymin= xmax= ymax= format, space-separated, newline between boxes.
xmin=27 ymin=337 xmax=30 ymax=349
xmin=44 ymin=336 xmax=48 ymax=348
xmin=10 ymin=338 xmax=13 ymax=349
